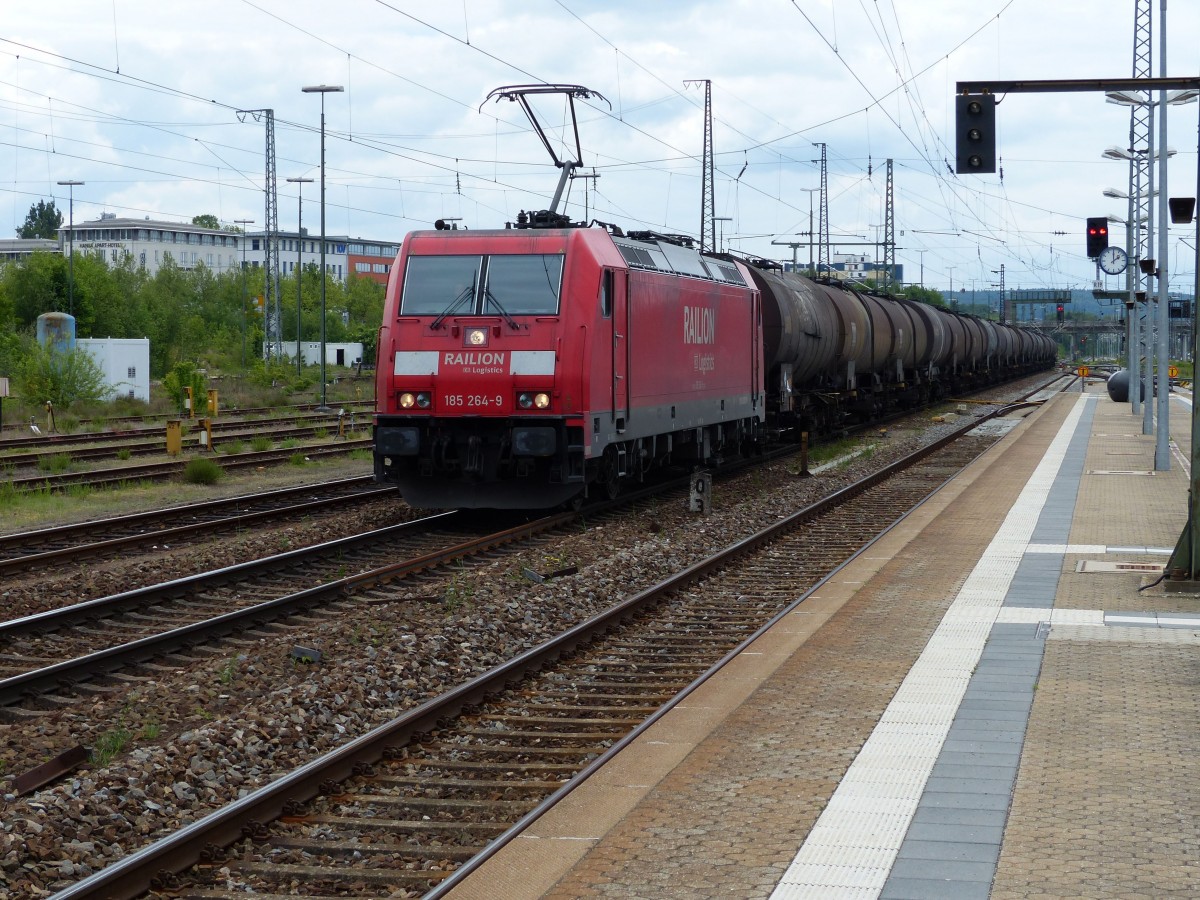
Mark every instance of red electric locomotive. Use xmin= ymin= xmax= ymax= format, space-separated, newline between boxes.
xmin=373 ymin=224 xmax=764 ymax=509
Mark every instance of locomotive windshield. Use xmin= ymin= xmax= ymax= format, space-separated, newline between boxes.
xmin=401 ymin=254 xmax=563 ymax=316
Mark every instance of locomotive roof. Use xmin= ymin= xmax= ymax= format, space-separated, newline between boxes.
xmin=405 ymin=227 xmax=748 ymax=287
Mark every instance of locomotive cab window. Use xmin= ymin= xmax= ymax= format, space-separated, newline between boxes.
xmin=400 ymin=256 xmax=482 ymax=316
xmin=600 ymin=269 xmax=614 ymax=318
xmin=401 ymin=253 xmax=563 ymax=317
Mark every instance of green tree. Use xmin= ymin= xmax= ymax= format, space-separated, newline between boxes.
xmin=900 ymin=285 xmax=947 ymax=308
xmin=14 ymin=342 xmax=108 ymax=408
xmin=17 ymin=200 xmax=63 ymax=239
xmin=192 ymin=214 xmax=220 ymax=230
xmin=0 ymin=251 xmax=66 ymax=325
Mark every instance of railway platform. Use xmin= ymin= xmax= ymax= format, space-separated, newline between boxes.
xmin=445 ymin=380 xmax=1200 ymax=900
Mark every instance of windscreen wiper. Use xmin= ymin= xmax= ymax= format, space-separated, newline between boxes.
xmin=430 ymin=276 xmax=476 ymax=330
xmin=483 ymin=286 xmax=521 ymax=330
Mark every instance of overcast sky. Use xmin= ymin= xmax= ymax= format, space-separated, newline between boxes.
xmin=4 ymin=0 xmax=1200 ymax=297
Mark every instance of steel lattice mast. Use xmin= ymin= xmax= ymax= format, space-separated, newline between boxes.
xmin=1128 ymin=0 xmax=1153 ymax=424
xmin=685 ymin=79 xmax=716 ymax=254
xmin=237 ymin=108 xmax=281 ymax=360
xmin=883 ymin=158 xmax=895 ymax=291
xmin=815 ymin=143 xmax=829 ymax=275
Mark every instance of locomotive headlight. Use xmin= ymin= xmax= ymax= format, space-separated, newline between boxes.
xmin=399 ymin=392 xmax=431 ymax=410
xmin=534 ymin=392 xmax=551 ymax=409
xmin=518 ymin=392 xmax=533 ymax=409
xmin=465 ymin=326 xmax=489 ymax=347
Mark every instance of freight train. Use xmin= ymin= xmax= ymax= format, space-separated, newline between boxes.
xmin=373 ymin=220 xmax=1056 ymax=509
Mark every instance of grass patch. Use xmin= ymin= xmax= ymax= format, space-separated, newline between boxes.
xmin=37 ymin=453 xmax=73 ymax=474
xmin=65 ymin=482 xmax=92 ymax=500
xmin=183 ymin=457 xmax=224 ymax=484
xmin=281 ymin=438 xmax=299 ymax=450
xmin=91 ymin=727 xmax=132 ymax=766
xmin=250 ymin=435 xmax=272 ymax=452
xmin=444 ymin=567 xmax=475 ymax=613
xmin=222 ymin=439 xmax=245 ymax=455
xmin=289 ymin=452 xmax=309 ymax=466
xmin=116 ymin=447 xmax=133 ymax=461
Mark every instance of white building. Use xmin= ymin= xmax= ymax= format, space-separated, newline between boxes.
xmin=77 ymin=338 xmax=151 ymax=401
xmin=0 ymin=238 xmax=59 ymax=264
xmin=51 ymin=215 xmax=397 ymax=287
xmin=271 ymin=341 xmax=364 ymax=368
xmin=61 ymin=214 xmax=245 ymax=276
xmin=243 ymin=230 xmax=399 ymax=287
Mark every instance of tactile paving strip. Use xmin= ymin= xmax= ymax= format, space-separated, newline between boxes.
xmin=770 ymin=395 xmax=1093 ymax=900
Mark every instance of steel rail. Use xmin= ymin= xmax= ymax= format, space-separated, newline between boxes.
xmin=0 ymin=509 xmax=586 ymax=707
xmin=0 ymin=401 xmax=374 ymax=449
xmin=0 ymin=425 xmax=363 ymax=469
xmin=0 ymin=477 xmax=386 ymax=574
xmin=1 ymin=439 xmax=372 ymax=493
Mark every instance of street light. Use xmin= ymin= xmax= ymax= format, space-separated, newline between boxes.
xmin=1107 ymin=88 xmax=1199 ymax=107
xmin=713 ymin=216 xmax=732 ymax=253
xmin=286 ymin=176 xmax=314 ymax=379
xmin=301 ymin=84 xmax=344 ymax=411
xmin=235 ymin=219 xmax=254 ymax=369
xmin=797 ymin=188 xmax=819 ymax=272
xmin=1103 ymin=145 xmax=1176 ymax=160
xmin=1104 ymin=187 xmax=1157 ymax=200
xmin=56 ymin=180 xmax=83 ymax=317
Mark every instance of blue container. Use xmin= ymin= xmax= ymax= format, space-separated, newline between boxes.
xmin=36 ymin=312 xmax=76 ymax=353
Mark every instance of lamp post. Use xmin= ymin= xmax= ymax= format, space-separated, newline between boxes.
xmin=301 ymin=84 xmax=344 ymax=411
xmin=1103 ymin=198 xmax=1156 ymax=416
xmin=798 ymin=188 xmax=818 ymax=273
xmin=235 ymin=219 xmax=254 ymax=369
xmin=713 ymin=216 xmax=732 ymax=253
xmin=286 ymin=176 xmax=314 ymax=379
xmin=56 ymin=180 xmax=83 ymax=317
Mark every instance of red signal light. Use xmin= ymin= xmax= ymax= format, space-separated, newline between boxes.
xmin=1085 ymin=216 xmax=1109 ymax=257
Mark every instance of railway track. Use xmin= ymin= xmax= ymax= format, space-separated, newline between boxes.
xmin=0 ymin=508 xmax=566 ymax=714
xmin=0 ymin=476 xmax=389 ymax=576
xmin=0 ymin=401 xmax=374 ymax=450
xmin=48 ymin=396 xmax=1035 ymax=900
xmin=0 ymin=437 xmax=372 ymax=493
xmin=0 ymin=422 xmax=365 ymax=471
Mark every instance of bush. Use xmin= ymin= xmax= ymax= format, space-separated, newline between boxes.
xmin=183 ymin=457 xmax=223 ymax=484
xmin=14 ymin=343 xmax=108 ymax=409
xmin=162 ymin=361 xmax=207 ymax=416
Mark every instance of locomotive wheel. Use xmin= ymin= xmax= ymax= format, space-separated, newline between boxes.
xmin=600 ymin=448 xmax=621 ymax=500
